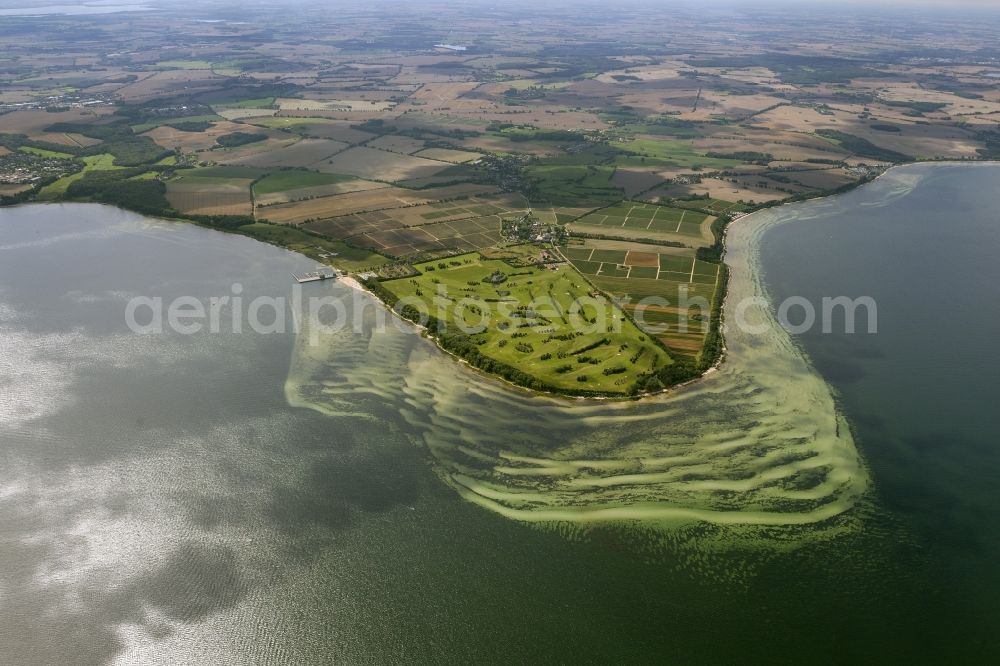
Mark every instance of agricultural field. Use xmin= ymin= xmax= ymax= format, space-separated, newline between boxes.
xmin=568 ymin=201 xmax=715 ymax=245
xmin=560 ymin=237 xmax=724 ymax=362
xmin=413 ymin=148 xmax=483 ymax=163
xmin=644 ymin=179 xmax=790 ymax=205
xmin=301 ymin=193 xmax=525 ymax=258
xmin=345 ymin=213 xmax=505 ymax=258
xmin=144 ymin=121 xmax=267 ymax=152
xmin=525 ymin=164 xmax=623 ymax=205
xmin=616 ymin=139 xmax=743 ymax=170
xmin=253 ymin=178 xmax=389 ymax=206
xmin=0 ymin=107 xmax=114 ymax=144
xmin=611 ymin=168 xmax=669 ymax=197
xmin=216 ymin=137 xmax=350 ymax=168
xmin=366 ymin=134 xmax=427 ymax=154
xmin=259 ymin=182 xmax=494 ymax=225
xmin=131 ymin=114 xmax=223 ymax=134
xmin=776 ymin=167 xmax=858 ymax=190
xmin=251 ymin=169 xmax=383 ymax=205
xmin=253 ymin=169 xmax=356 ymax=195
xmin=381 ymin=253 xmax=676 ymax=394
xmin=561 ymin=244 xmax=718 ymax=284
xmin=670 ymin=198 xmax=750 ymax=215
xmin=314 ymin=146 xmax=452 ymax=182
xmin=166 ymin=173 xmax=255 ymax=217
xmin=215 ymin=108 xmax=278 ymax=121
xmin=247 ymin=118 xmax=377 ymax=144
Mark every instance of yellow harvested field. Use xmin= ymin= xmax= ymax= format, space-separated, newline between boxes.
xmin=644 ymin=178 xmax=788 ymax=204
xmin=116 ymin=70 xmax=225 ymax=101
xmin=874 ymin=83 xmax=1000 ymax=116
xmin=215 ymin=108 xmax=277 ymax=120
xmin=750 ymin=104 xmax=848 ymax=133
xmin=0 ymin=107 xmax=113 ymax=136
xmin=413 ymin=147 xmax=482 ymax=163
xmin=833 ymin=121 xmax=980 ymax=159
xmin=693 ymin=129 xmax=846 ymax=162
xmin=258 ymin=183 xmax=495 ymax=225
xmin=750 ymin=105 xmax=980 ymax=158
xmin=0 ymin=183 xmax=32 ymax=196
xmin=257 ymin=187 xmax=437 ymax=224
xmin=145 ymin=121 xmax=267 ymax=152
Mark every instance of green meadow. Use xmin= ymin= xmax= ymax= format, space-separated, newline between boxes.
xmin=382 ymin=253 xmax=675 ymax=394
xmin=19 ymin=146 xmax=74 ymax=159
xmin=616 ymin=139 xmax=741 ymax=169
xmin=37 ymin=154 xmax=121 ymax=199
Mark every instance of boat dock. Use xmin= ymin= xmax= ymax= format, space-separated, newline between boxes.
xmin=293 ymin=267 xmax=337 ymax=283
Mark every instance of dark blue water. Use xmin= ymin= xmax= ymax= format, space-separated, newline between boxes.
xmin=761 ymin=163 xmax=1000 ymax=659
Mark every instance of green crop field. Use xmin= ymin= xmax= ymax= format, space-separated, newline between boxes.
xmin=563 ymin=249 xmax=717 ymax=283
xmin=570 ymin=202 xmax=712 ymax=238
xmin=131 ymin=115 xmax=223 ymax=133
xmin=591 ymin=271 xmax=720 ymax=361
xmin=524 ymin=164 xmax=623 ymax=205
xmin=382 ymin=253 xmax=675 ymax=394
xmin=252 ymin=169 xmax=355 ymax=195
xmin=616 ymin=139 xmax=742 ymax=169
xmin=672 ymin=197 xmax=749 ymax=214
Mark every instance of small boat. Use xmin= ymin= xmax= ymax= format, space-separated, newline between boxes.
xmin=293 ymin=268 xmax=337 ymax=283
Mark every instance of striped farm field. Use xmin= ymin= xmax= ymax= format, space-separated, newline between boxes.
xmin=568 ymin=200 xmax=716 ymax=244
xmin=561 ymin=237 xmax=724 ymax=362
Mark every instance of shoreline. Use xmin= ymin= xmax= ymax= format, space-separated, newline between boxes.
xmin=4 ymin=161 xmax=992 ymax=405
xmin=327 ymin=162 xmax=899 ymax=403
xmin=340 ymin=160 xmax=992 ymax=404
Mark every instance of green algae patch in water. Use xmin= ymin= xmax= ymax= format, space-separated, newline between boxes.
xmin=285 ymin=187 xmax=875 ymax=540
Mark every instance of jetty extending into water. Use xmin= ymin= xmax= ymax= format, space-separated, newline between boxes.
xmin=293 ymin=268 xmax=337 ymax=284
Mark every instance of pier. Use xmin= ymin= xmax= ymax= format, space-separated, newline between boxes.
xmin=293 ymin=267 xmax=337 ymax=284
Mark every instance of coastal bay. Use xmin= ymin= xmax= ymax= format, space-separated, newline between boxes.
xmin=1 ymin=163 xmax=998 ymax=662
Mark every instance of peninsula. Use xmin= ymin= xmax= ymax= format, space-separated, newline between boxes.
xmin=2 ymin=1 xmax=997 ymax=395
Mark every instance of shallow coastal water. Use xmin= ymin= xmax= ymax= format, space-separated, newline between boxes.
xmin=1 ymin=164 xmax=998 ymax=663
xmin=287 ymin=178 xmax=869 ymax=530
